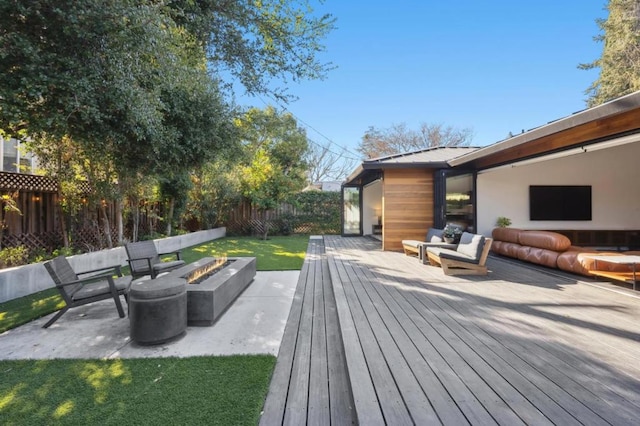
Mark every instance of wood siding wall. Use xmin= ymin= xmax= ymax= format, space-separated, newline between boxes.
xmin=382 ymin=168 xmax=435 ymax=251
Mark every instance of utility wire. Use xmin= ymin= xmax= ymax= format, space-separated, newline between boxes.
xmin=252 ymin=93 xmax=363 ymax=161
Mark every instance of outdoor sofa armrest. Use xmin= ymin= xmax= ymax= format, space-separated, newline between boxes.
xmin=158 ymin=250 xmax=182 ymax=260
xmin=55 ymin=271 xmax=121 ymax=288
xmin=76 ymin=264 xmax=124 ymax=277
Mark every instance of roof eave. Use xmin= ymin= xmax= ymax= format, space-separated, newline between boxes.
xmin=449 ymin=91 xmax=640 ymax=167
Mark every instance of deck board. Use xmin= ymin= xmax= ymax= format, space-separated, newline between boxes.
xmin=260 ymin=238 xmax=356 ymax=426
xmin=324 ymin=236 xmax=640 ymax=425
xmin=261 ymin=236 xmax=640 ymax=425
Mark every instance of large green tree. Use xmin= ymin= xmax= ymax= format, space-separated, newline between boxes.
xmin=236 ymin=107 xmax=308 ymax=239
xmin=358 ymin=122 xmax=474 ymax=159
xmin=581 ymin=0 xmax=640 ymax=106
xmin=0 ymin=0 xmax=334 ymax=245
xmin=167 ymin=0 xmax=336 ymax=102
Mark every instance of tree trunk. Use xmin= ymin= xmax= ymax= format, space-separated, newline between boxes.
xmin=166 ymin=197 xmax=175 ymax=236
xmin=116 ymin=198 xmax=124 ymax=245
xmin=261 ymin=209 xmax=269 ymax=240
xmin=56 ymin=186 xmax=69 ymax=248
xmin=100 ymin=203 xmax=113 ymax=249
xmin=132 ymin=198 xmax=139 ymax=242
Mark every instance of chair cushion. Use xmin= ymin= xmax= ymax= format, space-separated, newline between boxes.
xmin=402 ymin=240 xmax=421 ymax=249
xmin=456 ymin=232 xmax=485 ymax=261
xmin=72 ymin=276 xmax=132 ymax=301
xmin=518 ymin=230 xmax=571 ymax=252
xmin=428 ymin=247 xmax=479 ymax=264
xmin=153 ymin=260 xmax=186 ymax=273
xmin=425 ymin=228 xmax=444 ymax=243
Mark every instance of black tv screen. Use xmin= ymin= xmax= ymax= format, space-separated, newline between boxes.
xmin=529 ymin=185 xmax=592 ymax=221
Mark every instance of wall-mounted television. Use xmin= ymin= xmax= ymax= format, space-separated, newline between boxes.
xmin=529 ymin=185 xmax=592 ymax=221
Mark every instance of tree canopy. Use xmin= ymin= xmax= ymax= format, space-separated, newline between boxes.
xmin=358 ymin=122 xmax=474 ymax=159
xmin=236 ymin=106 xmax=308 ymax=238
xmin=580 ymin=0 xmax=640 ymax=106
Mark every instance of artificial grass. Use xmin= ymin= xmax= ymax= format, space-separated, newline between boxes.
xmin=0 ymin=235 xmax=309 ymax=333
xmin=0 ymin=355 xmax=276 ymax=425
xmin=181 ymin=235 xmax=309 ymax=271
xmin=0 ymin=288 xmax=65 ymax=334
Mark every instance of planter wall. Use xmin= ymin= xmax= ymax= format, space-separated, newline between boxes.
xmin=0 ymin=227 xmax=226 ymax=303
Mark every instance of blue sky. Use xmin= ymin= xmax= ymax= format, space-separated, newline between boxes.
xmin=240 ymin=1 xmax=607 ymax=158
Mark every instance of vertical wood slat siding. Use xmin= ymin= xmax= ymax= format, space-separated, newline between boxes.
xmin=382 ymin=168 xmax=435 ymax=251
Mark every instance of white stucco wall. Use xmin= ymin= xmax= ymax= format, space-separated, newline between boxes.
xmin=476 ymin=142 xmax=640 ymax=236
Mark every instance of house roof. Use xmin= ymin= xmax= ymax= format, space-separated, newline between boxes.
xmin=449 ymin=90 xmax=640 ymax=169
xmin=344 ymin=90 xmax=640 ymax=186
xmin=344 ymin=146 xmax=480 ymax=186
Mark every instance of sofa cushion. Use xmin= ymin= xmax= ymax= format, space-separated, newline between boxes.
xmin=491 ymin=227 xmax=522 ymax=244
xmin=557 ymin=250 xmax=598 ymax=276
xmin=427 ymin=247 xmax=479 ymax=264
xmin=426 ymin=227 xmax=444 ymax=243
xmin=518 ymin=230 xmax=571 ymax=252
xmin=516 ymin=246 xmax=560 ymax=268
xmin=491 ymin=241 xmax=522 ymax=258
xmin=456 ymin=232 xmax=485 ymax=261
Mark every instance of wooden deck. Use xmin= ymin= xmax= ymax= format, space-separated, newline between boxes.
xmin=261 ymin=236 xmax=640 ymax=425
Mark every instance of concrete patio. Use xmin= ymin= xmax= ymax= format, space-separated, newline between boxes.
xmin=0 ymin=271 xmax=299 ymax=360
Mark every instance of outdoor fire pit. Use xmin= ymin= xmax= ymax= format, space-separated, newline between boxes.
xmin=129 ymin=256 xmax=256 ymax=344
xmin=181 ymin=256 xmax=256 ymax=326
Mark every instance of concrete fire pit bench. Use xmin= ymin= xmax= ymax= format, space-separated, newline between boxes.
xmin=128 ymin=256 xmax=256 ymax=344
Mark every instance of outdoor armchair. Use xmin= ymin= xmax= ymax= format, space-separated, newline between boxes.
xmin=43 ymin=256 xmax=132 ymax=328
xmin=426 ymin=232 xmax=493 ymax=275
xmin=402 ymin=227 xmax=457 ymax=262
xmin=125 ymin=240 xmax=185 ymax=279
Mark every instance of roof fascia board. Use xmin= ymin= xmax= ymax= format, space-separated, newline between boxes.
xmin=449 ymin=91 xmax=640 ymax=167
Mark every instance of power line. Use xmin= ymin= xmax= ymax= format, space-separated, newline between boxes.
xmin=252 ymin=93 xmax=363 ymax=161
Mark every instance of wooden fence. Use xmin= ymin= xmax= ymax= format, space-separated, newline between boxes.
xmin=224 ymin=199 xmax=340 ymax=236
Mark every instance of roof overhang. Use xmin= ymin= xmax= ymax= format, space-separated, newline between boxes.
xmin=343 ymin=160 xmax=451 ymax=186
xmin=450 ymin=91 xmax=640 ymax=170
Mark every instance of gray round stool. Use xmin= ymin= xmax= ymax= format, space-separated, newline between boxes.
xmin=129 ymin=276 xmax=187 ymax=345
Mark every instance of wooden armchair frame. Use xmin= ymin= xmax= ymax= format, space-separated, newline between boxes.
xmin=427 ymin=238 xmax=493 ymax=276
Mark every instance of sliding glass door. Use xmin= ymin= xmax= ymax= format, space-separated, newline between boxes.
xmin=435 ymin=170 xmax=476 ymax=232
xmin=342 ymin=186 xmax=362 ymax=236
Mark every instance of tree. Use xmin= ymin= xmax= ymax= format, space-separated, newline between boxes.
xmin=305 ymin=142 xmax=359 ymax=182
xmin=185 ymin=159 xmax=243 ymax=230
xmin=580 ymin=0 xmax=640 ymax=106
xmin=236 ymin=107 xmax=308 ymax=239
xmin=358 ymin=123 xmax=474 ymax=159
xmin=167 ymin=0 xmax=336 ymax=102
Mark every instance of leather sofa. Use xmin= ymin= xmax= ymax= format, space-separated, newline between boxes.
xmin=491 ymin=228 xmax=635 ymax=276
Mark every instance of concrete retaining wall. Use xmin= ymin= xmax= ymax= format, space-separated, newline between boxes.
xmin=0 ymin=227 xmax=226 ymax=303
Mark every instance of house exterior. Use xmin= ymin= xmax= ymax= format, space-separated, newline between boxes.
xmin=342 ymin=147 xmax=479 ymax=251
xmin=343 ymin=90 xmax=640 ymax=251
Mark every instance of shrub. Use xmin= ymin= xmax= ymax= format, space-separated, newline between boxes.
xmin=0 ymin=245 xmax=29 ymax=268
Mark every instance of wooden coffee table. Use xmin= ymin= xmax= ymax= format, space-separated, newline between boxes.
xmin=581 ymin=254 xmax=640 ymax=290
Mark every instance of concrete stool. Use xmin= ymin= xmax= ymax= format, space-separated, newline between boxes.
xmin=129 ymin=276 xmax=187 ymax=345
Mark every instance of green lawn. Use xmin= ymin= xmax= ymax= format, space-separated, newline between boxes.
xmin=0 ymin=235 xmax=310 ymax=333
xmin=0 ymin=355 xmax=276 ymax=425
xmin=182 ymin=235 xmax=309 ymax=270
xmin=0 ymin=235 xmax=308 ymax=424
